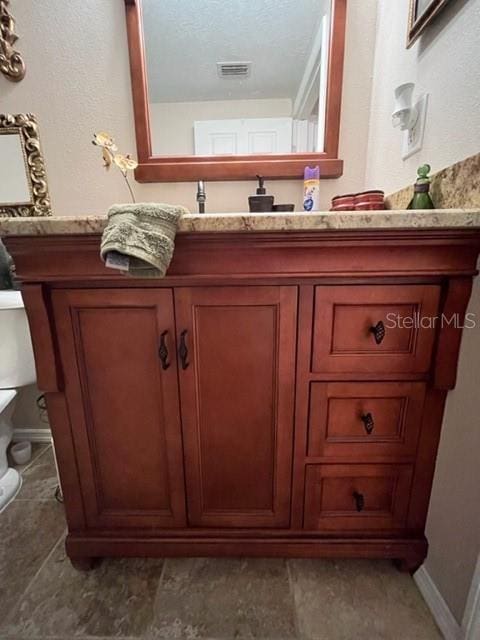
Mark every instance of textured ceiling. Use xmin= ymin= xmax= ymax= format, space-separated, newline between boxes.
xmin=143 ymin=0 xmax=331 ymax=103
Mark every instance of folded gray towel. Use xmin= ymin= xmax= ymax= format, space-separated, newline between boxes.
xmin=100 ymin=203 xmax=188 ymax=277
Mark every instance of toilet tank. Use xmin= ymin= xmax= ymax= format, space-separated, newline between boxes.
xmin=0 ymin=291 xmax=36 ymax=388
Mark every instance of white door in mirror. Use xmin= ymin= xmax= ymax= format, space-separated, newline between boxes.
xmin=194 ymin=118 xmax=293 ymax=155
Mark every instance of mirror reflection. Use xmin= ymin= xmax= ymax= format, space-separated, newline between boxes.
xmin=0 ymin=131 xmax=31 ymax=205
xmin=143 ymin=0 xmax=332 ymax=157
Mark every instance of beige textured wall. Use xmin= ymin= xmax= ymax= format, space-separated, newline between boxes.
xmin=366 ymin=0 xmax=480 ymax=194
xmin=150 ymin=98 xmax=293 ymax=155
xmin=12 ymin=385 xmax=46 ymax=434
xmin=424 ymin=277 xmax=480 ymax=622
xmin=366 ymin=0 xmax=480 ymax=624
xmin=0 ymin=0 xmax=377 ymax=215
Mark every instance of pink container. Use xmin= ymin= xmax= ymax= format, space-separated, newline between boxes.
xmin=354 ymin=190 xmax=385 ymax=211
xmin=331 ymin=194 xmax=355 ymax=211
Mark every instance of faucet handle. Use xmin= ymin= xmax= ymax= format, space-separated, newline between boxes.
xmin=196 ymin=180 xmax=206 ymax=213
xmin=197 ymin=180 xmax=206 ymax=199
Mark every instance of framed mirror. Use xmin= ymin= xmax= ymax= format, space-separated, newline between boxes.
xmin=124 ymin=0 xmax=346 ymax=182
xmin=0 ymin=114 xmax=51 ymax=217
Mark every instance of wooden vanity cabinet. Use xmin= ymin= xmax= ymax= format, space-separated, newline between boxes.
xmin=51 ymin=285 xmax=297 ymax=532
xmin=6 ymin=228 xmax=480 ymax=571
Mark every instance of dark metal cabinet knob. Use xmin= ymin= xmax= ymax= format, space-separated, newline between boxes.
xmin=370 ymin=320 xmax=386 ymax=345
xmin=158 ymin=331 xmax=170 ymax=370
xmin=353 ymin=491 xmax=365 ymax=512
xmin=179 ymin=330 xmax=189 ymax=370
xmin=360 ymin=412 xmax=374 ymax=434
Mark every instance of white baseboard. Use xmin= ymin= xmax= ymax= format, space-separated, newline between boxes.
xmin=12 ymin=427 xmax=52 ymax=443
xmin=415 ymin=566 xmax=461 ymax=640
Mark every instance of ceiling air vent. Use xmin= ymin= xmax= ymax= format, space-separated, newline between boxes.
xmin=217 ymin=62 xmax=251 ymax=79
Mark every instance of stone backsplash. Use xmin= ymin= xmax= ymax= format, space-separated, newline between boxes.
xmin=386 ymin=152 xmax=480 ymax=210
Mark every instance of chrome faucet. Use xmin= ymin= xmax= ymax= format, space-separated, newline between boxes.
xmin=196 ymin=180 xmax=206 ymax=214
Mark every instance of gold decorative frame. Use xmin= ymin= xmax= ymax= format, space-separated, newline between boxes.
xmin=0 ymin=114 xmax=52 ymax=217
xmin=407 ymin=0 xmax=451 ymax=48
xmin=0 ymin=0 xmax=26 ymax=81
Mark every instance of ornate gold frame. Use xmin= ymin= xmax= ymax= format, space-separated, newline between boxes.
xmin=0 ymin=0 xmax=26 ymax=81
xmin=0 ymin=114 xmax=52 ymax=217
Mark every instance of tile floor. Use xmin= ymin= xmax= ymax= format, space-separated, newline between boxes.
xmin=0 ymin=443 xmax=442 ymax=640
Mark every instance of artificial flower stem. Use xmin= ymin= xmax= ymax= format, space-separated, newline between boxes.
xmin=123 ymin=173 xmax=136 ymax=203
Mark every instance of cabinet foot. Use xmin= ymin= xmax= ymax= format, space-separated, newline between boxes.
xmin=393 ymin=557 xmax=423 ymax=575
xmin=70 ymin=557 xmax=98 ymax=571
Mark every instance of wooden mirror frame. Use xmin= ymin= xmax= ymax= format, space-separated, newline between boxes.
xmin=124 ymin=0 xmax=346 ymax=183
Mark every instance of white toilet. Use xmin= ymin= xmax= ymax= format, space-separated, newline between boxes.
xmin=0 ymin=290 xmax=36 ymax=512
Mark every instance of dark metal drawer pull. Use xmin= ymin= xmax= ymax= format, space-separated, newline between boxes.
xmin=369 ymin=320 xmax=386 ymax=345
xmin=353 ymin=491 xmax=365 ymax=512
xmin=158 ymin=331 xmax=170 ymax=370
xmin=360 ymin=412 xmax=374 ymax=434
xmin=179 ymin=330 xmax=189 ymax=370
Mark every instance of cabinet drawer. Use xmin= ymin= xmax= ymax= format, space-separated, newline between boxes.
xmin=308 ymin=382 xmax=425 ymax=458
xmin=311 ymin=285 xmax=440 ymax=373
xmin=304 ymin=464 xmax=413 ymax=531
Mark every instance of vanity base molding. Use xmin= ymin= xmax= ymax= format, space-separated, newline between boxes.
xmin=5 ymin=227 xmax=480 ymax=572
xmin=66 ymin=534 xmax=428 ymax=574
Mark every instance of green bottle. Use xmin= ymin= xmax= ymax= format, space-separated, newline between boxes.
xmin=407 ymin=164 xmax=435 ymax=209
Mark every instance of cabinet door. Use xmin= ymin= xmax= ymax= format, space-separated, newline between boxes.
xmin=175 ymin=286 xmax=297 ymax=528
xmin=52 ymin=289 xmax=186 ymax=530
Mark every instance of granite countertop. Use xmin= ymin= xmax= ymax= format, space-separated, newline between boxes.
xmin=1 ymin=209 xmax=480 ymax=236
